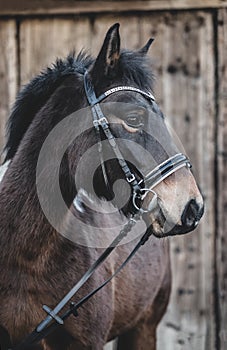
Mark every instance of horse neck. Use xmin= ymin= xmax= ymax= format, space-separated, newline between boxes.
xmin=0 ymin=161 xmax=50 ymax=262
xmin=0 ymin=133 xmax=78 ymax=277
xmin=0 ymin=77 xmax=85 ymax=263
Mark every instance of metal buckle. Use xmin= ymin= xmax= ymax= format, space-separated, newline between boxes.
xmin=126 ymin=174 xmax=136 ymax=183
xmin=98 ymin=117 xmax=108 ymax=125
xmin=93 ymin=117 xmax=108 ymax=128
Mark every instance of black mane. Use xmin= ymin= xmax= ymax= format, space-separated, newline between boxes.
xmin=4 ymin=52 xmax=93 ymax=162
xmin=4 ymin=49 xmax=153 ymax=162
xmin=117 ymin=49 xmax=154 ymax=90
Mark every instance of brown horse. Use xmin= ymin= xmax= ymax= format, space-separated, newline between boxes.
xmin=0 ymin=23 xmax=204 ymax=350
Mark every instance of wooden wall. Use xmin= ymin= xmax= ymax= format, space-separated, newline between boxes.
xmin=0 ymin=1 xmax=226 ymax=349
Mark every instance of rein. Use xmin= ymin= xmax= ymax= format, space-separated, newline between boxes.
xmin=9 ymin=71 xmax=191 ymax=350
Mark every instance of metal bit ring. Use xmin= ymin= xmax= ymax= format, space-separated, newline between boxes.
xmin=132 ymin=188 xmax=158 ymax=213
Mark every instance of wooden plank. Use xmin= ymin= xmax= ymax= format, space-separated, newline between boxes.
xmin=20 ymin=18 xmax=91 ymax=85
xmin=217 ymin=8 xmax=227 ymax=350
xmin=0 ymin=0 xmax=227 ymax=16
xmin=90 ymin=15 xmax=140 ymax=56
xmin=139 ymin=12 xmax=216 ymax=349
xmin=20 ymin=15 xmax=140 ymax=85
xmin=0 ymin=20 xmax=17 ymax=159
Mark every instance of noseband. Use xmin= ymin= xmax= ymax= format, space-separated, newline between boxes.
xmin=84 ymin=71 xmax=191 ymax=213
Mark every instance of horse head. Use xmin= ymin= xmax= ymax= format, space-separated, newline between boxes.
xmin=69 ymin=23 xmax=204 ymax=239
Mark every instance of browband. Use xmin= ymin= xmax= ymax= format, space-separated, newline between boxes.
xmin=84 ymin=71 xmax=155 ymax=106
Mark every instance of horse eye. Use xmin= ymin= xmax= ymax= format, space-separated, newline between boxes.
xmin=126 ymin=115 xmax=143 ymax=128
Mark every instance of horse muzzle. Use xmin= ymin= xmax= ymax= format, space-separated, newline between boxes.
xmin=135 ymin=155 xmax=204 ymax=238
xmin=142 ymin=196 xmax=204 ymax=238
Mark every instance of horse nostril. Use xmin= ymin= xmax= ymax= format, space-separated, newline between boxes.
xmin=181 ymin=199 xmax=204 ymax=228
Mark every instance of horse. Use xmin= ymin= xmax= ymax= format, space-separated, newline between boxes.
xmin=0 ymin=23 xmax=204 ymax=350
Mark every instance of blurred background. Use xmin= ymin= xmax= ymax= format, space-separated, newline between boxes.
xmin=0 ymin=1 xmax=226 ymax=349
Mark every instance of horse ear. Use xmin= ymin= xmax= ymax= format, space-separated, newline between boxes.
xmin=92 ymin=23 xmax=120 ymax=78
xmin=138 ymin=38 xmax=154 ymax=55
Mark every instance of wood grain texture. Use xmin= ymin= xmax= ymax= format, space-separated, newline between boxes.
xmin=139 ymin=12 xmax=215 ymax=350
xmin=217 ymin=8 xmax=227 ymax=350
xmin=90 ymin=15 xmax=140 ymax=56
xmin=0 ymin=0 xmax=227 ymax=15
xmin=0 ymin=20 xmax=17 ymax=159
xmin=20 ymin=18 xmax=91 ymax=85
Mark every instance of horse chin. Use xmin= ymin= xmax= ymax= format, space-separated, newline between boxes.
xmin=145 ymin=207 xmax=200 ymax=238
xmin=149 ymin=223 xmax=198 ymax=238
xmin=152 ymin=223 xmax=199 ymax=238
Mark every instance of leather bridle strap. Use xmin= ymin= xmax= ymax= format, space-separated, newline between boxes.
xmin=84 ymin=72 xmax=155 ymax=107
xmin=10 ymin=212 xmax=148 ymax=350
xmin=84 ymin=71 xmax=150 ymax=195
xmin=144 ymin=153 xmax=191 ymax=189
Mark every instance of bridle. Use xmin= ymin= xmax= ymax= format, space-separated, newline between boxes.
xmin=8 ymin=71 xmax=192 ymax=350
xmin=83 ymin=70 xmax=191 ymax=213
